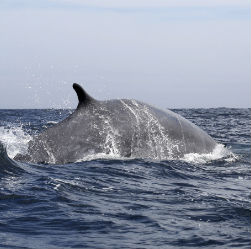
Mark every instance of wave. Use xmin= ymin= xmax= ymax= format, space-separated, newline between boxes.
xmin=0 ymin=142 xmax=24 ymax=176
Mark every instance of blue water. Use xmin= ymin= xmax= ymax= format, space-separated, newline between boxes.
xmin=0 ymin=108 xmax=250 ymax=249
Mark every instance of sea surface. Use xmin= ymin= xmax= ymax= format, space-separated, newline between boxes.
xmin=0 ymin=108 xmax=250 ymax=249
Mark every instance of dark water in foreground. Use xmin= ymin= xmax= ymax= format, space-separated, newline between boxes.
xmin=0 ymin=108 xmax=250 ymax=249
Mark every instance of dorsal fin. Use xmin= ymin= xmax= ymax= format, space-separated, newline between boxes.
xmin=72 ymin=83 xmax=94 ymax=107
xmin=73 ymin=83 xmax=95 ymax=108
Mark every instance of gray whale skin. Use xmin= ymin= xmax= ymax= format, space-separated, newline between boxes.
xmin=14 ymin=83 xmax=217 ymax=164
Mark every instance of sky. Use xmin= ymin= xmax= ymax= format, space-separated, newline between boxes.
xmin=0 ymin=0 xmax=250 ymax=109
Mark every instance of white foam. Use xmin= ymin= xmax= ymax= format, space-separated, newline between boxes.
xmin=182 ymin=144 xmax=238 ymax=164
xmin=0 ymin=126 xmax=32 ymax=159
xmin=75 ymin=152 xmax=127 ymax=162
xmin=47 ymin=121 xmax=58 ymax=125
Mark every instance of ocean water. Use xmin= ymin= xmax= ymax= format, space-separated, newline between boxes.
xmin=0 ymin=108 xmax=250 ymax=249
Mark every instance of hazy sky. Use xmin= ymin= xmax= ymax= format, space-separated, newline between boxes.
xmin=0 ymin=0 xmax=250 ymax=109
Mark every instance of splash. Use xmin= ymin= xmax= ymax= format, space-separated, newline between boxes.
xmin=120 ymin=100 xmax=177 ymax=160
xmin=182 ymin=144 xmax=238 ymax=164
xmin=0 ymin=126 xmax=32 ymax=159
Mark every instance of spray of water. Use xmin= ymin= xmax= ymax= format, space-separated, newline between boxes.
xmin=0 ymin=126 xmax=32 ymax=159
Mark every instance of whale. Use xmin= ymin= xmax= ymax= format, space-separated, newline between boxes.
xmin=14 ymin=83 xmax=217 ymax=164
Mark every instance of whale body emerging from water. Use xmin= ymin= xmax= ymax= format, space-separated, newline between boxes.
xmin=14 ymin=83 xmax=217 ymax=164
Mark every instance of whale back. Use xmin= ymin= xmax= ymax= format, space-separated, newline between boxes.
xmin=14 ymin=84 xmax=217 ymax=164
